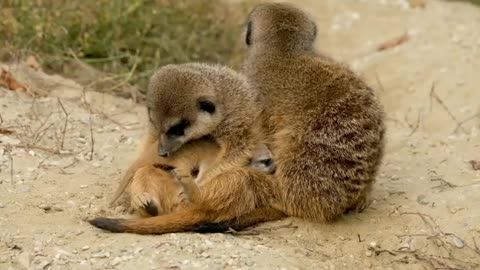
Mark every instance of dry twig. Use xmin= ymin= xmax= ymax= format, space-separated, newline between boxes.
xmin=57 ymin=98 xmax=69 ymax=150
xmin=88 ymin=115 xmax=94 ymax=161
xmin=377 ymin=32 xmax=410 ymax=51
xmin=429 ymin=83 xmax=467 ymax=133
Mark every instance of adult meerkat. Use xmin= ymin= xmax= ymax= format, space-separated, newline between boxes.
xmin=198 ymin=2 xmax=387 ymax=232
xmin=241 ymin=2 xmax=386 ymax=221
xmin=89 ymin=63 xmax=285 ymax=234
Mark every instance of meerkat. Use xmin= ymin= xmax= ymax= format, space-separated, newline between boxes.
xmin=126 ymin=137 xmax=276 ymax=217
xmin=242 ymin=2 xmax=385 ymax=220
xmin=89 ymin=63 xmax=284 ymax=234
xmin=197 ymin=2 xmax=386 ymax=233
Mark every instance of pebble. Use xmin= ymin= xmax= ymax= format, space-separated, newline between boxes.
xmin=369 ymin=241 xmax=378 ymax=248
xmin=416 ymin=195 xmax=429 ymax=205
xmin=110 ymin=257 xmax=122 ymax=266
xmin=80 ymin=185 xmax=88 ymax=189
xmin=38 ymin=204 xmax=51 ymax=211
xmin=450 ymin=235 xmax=465 ymax=248
xmin=91 ymin=252 xmax=110 ymax=258
xmin=365 ymin=250 xmax=373 ymax=257
xmin=37 ymin=260 xmax=52 ymax=269
xmin=81 ymin=246 xmax=90 ymax=251
xmin=52 ymin=206 xmax=63 ymax=212
xmin=0 ymin=202 xmax=5 ymax=208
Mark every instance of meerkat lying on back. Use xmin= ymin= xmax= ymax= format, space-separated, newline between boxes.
xmin=118 ymin=135 xmax=275 ymax=217
xmin=89 ymin=63 xmax=285 ymax=234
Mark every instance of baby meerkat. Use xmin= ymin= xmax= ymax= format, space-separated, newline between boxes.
xmin=89 ymin=63 xmax=283 ymax=234
xmin=242 ymin=2 xmax=386 ymax=221
xmin=125 ymin=136 xmax=276 ymax=217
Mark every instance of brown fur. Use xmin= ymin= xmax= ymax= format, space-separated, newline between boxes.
xmin=123 ymin=134 xmax=275 ymax=217
xmin=126 ymin=135 xmax=221 ymax=217
xmin=89 ymin=63 xmax=283 ymax=234
xmin=89 ymin=2 xmax=385 ymax=233
xmin=241 ymin=2 xmax=386 ymax=221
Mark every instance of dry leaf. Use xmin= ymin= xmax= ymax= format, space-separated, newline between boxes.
xmin=0 ymin=67 xmax=28 ymax=91
xmin=470 ymin=160 xmax=480 ymax=171
xmin=26 ymin=56 xmax=41 ymax=71
xmin=409 ymin=0 xmax=426 ymax=9
xmin=0 ymin=128 xmax=15 ymax=135
xmin=377 ymin=33 xmax=410 ymax=52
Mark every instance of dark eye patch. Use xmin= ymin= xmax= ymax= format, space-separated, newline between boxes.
xmin=198 ymin=100 xmax=216 ymax=114
xmin=166 ymin=119 xmax=190 ymax=137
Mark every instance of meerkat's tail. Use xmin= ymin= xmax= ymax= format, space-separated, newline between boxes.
xmin=88 ymin=207 xmax=207 ymax=234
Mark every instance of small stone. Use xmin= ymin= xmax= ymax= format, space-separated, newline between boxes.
xmin=416 ymin=195 xmax=429 ymax=205
xmin=450 ymin=235 xmax=465 ymax=248
xmin=66 ymin=200 xmax=76 ymax=208
xmin=110 ymin=257 xmax=122 ymax=266
xmin=19 ymin=185 xmax=30 ymax=193
xmin=204 ymin=240 xmax=214 ymax=247
xmin=52 ymin=206 xmax=63 ymax=212
xmin=0 ymin=202 xmax=5 ymax=208
xmin=80 ymin=185 xmax=88 ymax=189
xmin=365 ymin=250 xmax=373 ymax=257
xmin=81 ymin=246 xmax=90 ymax=251
xmin=91 ymin=252 xmax=110 ymax=258
xmin=369 ymin=241 xmax=377 ymax=248
xmin=38 ymin=204 xmax=51 ymax=211
xmin=37 ymin=260 xmax=52 ymax=269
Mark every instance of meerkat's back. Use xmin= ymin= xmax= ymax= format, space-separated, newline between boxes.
xmin=243 ymin=2 xmax=386 ymax=221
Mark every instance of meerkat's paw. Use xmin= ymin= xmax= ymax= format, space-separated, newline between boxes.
xmin=345 ymin=195 xmax=371 ymax=214
xmin=131 ymin=192 xmax=162 ymax=217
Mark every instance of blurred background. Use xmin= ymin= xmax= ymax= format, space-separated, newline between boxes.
xmin=1 ymin=0 xmax=255 ymax=101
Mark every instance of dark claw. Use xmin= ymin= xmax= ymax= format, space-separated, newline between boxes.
xmin=144 ymin=200 xmax=159 ymax=216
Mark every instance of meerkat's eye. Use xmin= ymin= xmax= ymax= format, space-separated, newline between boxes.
xmin=198 ymin=100 xmax=216 ymax=114
xmin=245 ymin=21 xmax=253 ymax=46
xmin=166 ymin=119 xmax=190 ymax=137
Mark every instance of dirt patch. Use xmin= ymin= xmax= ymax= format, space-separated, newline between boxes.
xmin=1 ymin=0 xmax=480 ymax=269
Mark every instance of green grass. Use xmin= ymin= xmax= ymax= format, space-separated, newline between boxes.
xmin=0 ymin=0 xmax=252 ymax=97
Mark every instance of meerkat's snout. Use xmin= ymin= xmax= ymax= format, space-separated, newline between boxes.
xmin=158 ymin=136 xmax=183 ymax=157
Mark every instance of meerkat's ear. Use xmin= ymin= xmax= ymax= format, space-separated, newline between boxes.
xmin=245 ymin=21 xmax=253 ymax=46
xmin=197 ymin=96 xmax=216 ymax=114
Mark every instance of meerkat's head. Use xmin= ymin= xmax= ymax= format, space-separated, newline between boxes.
xmin=146 ymin=66 xmax=222 ymax=157
xmin=244 ymin=2 xmax=317 ymax=52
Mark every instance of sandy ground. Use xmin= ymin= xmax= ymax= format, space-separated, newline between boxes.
xmin=1 ymin=0 xmax=480 ymax=269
